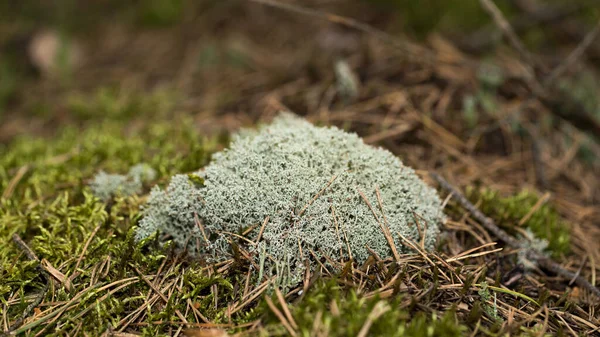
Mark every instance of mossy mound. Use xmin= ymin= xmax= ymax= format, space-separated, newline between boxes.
xmin=137 ymin=112 xmax=445 ymax=286
xmin=467 ymin=188 xmax=571 ymax=257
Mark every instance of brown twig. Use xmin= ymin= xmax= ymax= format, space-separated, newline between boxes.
xmin=247 ymin=0 xmax=433 ymax=64
xmin=430 ymin=173 xmax=600 ymax=298
xmin=479 ymin=0 xmax=541 ymax=90
xmin=430 ymin=173 xmax=522 ymax=248
xmin=544 ymin=18 xmax=600 ymax=85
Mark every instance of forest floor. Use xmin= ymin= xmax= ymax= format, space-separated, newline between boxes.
xmin=1 ymin=1 xmax=599 ymax=336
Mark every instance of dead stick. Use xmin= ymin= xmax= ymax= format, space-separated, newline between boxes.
xmin=479 ymin=0 xmax=542 ymax=92
xmin=430 ymin=173 xmax=522 ymax=248
xmin=544 ymin=18 xmax=600 ymax=85
xmin=430 ymin=173 xmax=600 ymax=298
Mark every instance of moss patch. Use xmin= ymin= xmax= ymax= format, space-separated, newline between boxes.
xmin=467 ymin=188 xmax=571 ymax=257
xmin=261 ymin=280 xmax=467 ymax=336
xmin=0 ymin=113 xmax=227 ymax=335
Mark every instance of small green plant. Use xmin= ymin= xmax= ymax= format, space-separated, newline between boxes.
xmin=462 ymin=62 xmax=504 ymax=130
xmin=467 ymin=188 xmax=570 ymax=257
xmin=477 ymin=282 xmax=501 ymax=323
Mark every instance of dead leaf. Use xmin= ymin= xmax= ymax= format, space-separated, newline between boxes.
xmin=41 ymin=258 xmax=72 ymax=291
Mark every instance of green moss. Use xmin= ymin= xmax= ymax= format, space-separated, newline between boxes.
xmin=261 ymin=280 xmax=467 ymax=336
xmin=67 ymin=87 xmax=179 ymax=121
xmin=365 ymin=0 xmax=514 ymax=38
xmin=467 ymin=188 xmax=571 ymax=257
xmin=1 ymin=117 xmax=221 ymax=199
xmin=137 ymin=0 xmax=184 ymax=27
xmin=0 ymin=110 xmax=230 ymax=334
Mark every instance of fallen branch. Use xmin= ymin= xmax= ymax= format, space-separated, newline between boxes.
xmin=430 ymin=173 xmax=600 ymax=298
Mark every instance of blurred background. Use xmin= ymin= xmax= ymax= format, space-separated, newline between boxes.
xmin=2 ymin=2 xmax=600 ymax=334
xmin=1 ymin=0 xmax=599 ymax=136
xmin=1 ymin=0 xmax=599 ymax=193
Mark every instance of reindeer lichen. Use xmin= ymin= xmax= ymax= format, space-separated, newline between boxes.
xmin=90 ymin=163 xmax=156 ymax=201
xmin=137 ymin=112 xmax=445 ymax=285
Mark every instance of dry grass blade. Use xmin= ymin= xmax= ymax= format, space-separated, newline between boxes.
xmin=396 ymin=232 xmax=451 ymax=282
xmin=447 ymin=242 xmax=498 ymax=260
xmin=274 ymin=288 xmax=298 ymax=330
xmin=183 ymin=328 xmax=230 ymax=337
xmin=374 ymin=187 xmax=401 ymax=261
xmin=2 ymin=165 xmax=29 ymax=200
xmin=5 ymin=235 xmax=51 ymax=335
xmin=357 ymin=188 xmax=400 ymax=263
xmin=255 ymin=216 xmax=269 ymax=245
xmin=132 ymin=265 xmax=188 ymax=324
xmin=194 ymin=213 xmax=210 ymax=244
xmin=518 ymin=192 xmax=550 ymax=226
xmin=229 ymin=279 xmax=271 ymax=315
xmin=445 ymin=248 xmax=503 ymax=262
xmin=297 ymin=174 xmax=337 ymax=217
xmin=40 ymin=259 xmax=72 ymax=292
xmin=356 ymin=301 xmax=390 ymax=337
xmin=264 ymin=296 xmax=297 ymax=337
xmin=332 ymin=205 xmax=353 ymax=261
xmin=74 ymin=223 xmax=102 ymax=272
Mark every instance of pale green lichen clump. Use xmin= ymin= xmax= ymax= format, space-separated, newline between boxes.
xmin=136 ymin=113 xmax=444 ymax=284
xmin=90 ymin=163 xmax=156 ymax=201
